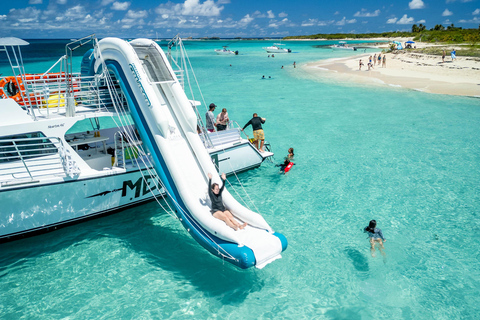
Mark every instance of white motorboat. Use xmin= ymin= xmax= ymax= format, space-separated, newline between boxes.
xmin=214 ymin=46 xmax=238 ymax=55
xmin=0 ymin=36 xmax=285 ymax=269
xmin=263 ymin=43 xmax=291 ymax=53
xmin=330 ymin=41 xmax=357 ymax=51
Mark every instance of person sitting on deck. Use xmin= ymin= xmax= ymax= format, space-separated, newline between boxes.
xmin=208 ymin=172 xmax=247 ymax=231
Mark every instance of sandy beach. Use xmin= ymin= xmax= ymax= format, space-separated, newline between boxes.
xmin=303 ymin=42 xmax=480 ymax=97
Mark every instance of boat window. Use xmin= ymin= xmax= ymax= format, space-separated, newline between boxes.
xmin=132 ymin=44 xmax=174 ymax=83
xmin=0 ymin=132 xmax=57 ymax=163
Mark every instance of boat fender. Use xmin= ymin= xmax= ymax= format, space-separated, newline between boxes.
xmin=284 ymin=162 xmax=294 ymax=173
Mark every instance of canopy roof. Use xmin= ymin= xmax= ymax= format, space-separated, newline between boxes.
xmin=0 ymin=37 xmax=29 ymax=46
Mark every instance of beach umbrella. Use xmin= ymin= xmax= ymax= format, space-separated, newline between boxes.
xmin=406 ymin=41 xmax=415 ymax=44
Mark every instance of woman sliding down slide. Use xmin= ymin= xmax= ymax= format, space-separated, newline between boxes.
xmin=207 ymin=173 xmax=247 ymax=231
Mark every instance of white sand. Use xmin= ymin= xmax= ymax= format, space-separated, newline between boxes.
xmin=303 ymin=44 xmax=480 ymax=97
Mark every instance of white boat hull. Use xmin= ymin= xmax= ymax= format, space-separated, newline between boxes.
xmin=0 ymin=168 xmax=162 ymax=240
xmin=215 ymin=50 xmax=236 ymax=55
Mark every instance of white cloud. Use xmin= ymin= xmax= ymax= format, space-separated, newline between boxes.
xmin=386 ymin=17 xmax=398 ymax=24
xmin=29 ymin=0 xmax=42 ymax=4
xmin=459 ymin=16 xmax=480 ymax=23
xmin=334 ymin=11 xmax=340 ymax=15
xmin=0 ymin=15 xmax=6 ymax=20
xmin=398 ymin=14 xmax=415 ymax=24
xmin=278 ymin=12 xmax=288 ymax=18
xmin=409 ymin=0 xmax=425 ymax=9
xmin=417 ymin=19 xmax=426 ymax=23
xmin=64 ymin=5 xmax=87 ymax=20
xmin=301 ymin=19 xmax=334 ymax=27
xmin=336 ymin=17 xmax=356 ymax=26
xmin=57 ymin=0 xmax=67 ymax=4
xmin=447 ymin=0 xmax=472 ymax=2
xmin=112 ymin=2 xmax=130 ymax=11
xmin=442 ymin=9 xmax=453 ymax=16
xmin=239 ymin=14 xmax=253 ymax=26
xmin=267 ymin=10 xmax=275 ymax=19
xmin=101 ymin=0 xmax=115 ymax=6
xmin=181 ymin=0 xmax=224 ymax=16
xmin=473 ymin=9 xmax=480 ymax=15
xmin=126 ymin=10 xmax=148 ymax=19
xmin=396 ymin=14 xmax=414 ymax=24
xmin=354 ymin=9 xmax=380 ymax=17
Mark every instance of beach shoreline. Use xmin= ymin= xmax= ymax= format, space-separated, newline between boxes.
xmin=303 ymin=44 xmax=480 ymax=97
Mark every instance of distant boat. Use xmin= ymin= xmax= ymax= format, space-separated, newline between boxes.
xmin=214 ymin=46 xmax=238 ymax=55
xmin=263 ymin=43 xmax=291 ymax=53
xmin=330 ymin=41 xmax=357 ymax=51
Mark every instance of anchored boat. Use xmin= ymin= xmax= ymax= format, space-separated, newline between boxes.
xmin=330 ymin=41 xmax=357 ymax=51
xmin=0 ymin=36 xmax=286 ymax=269
xmin=263 ymin=43 xmax=291 ymax=53
xmin=214 ymin=46 xmax=238 ymax=55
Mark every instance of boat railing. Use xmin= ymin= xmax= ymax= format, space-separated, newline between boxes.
xmin=13 ymin=73 xmax=125 ymax=117
xmin=0 ymin=137 xmax=74 ymax=186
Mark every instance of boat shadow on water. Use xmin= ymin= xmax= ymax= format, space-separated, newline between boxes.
xmin=0 ymin=200 xmax=264 ymax=305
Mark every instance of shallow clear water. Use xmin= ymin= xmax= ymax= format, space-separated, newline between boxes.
xmin=1 ymin=40 xmax=480 ymax=319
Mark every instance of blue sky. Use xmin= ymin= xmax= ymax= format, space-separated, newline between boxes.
xmin=0 ymin=0 xmax=479 ymax=38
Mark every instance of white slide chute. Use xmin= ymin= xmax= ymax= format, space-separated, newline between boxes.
xmin=94 ymin=38 xmax=287 ymax=269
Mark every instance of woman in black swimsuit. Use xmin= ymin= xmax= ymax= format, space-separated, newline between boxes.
xmin=208 ymin=173 xmax=246 ymax=230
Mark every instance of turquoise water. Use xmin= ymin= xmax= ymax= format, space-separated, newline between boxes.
xmin=1 ymin=40 xmax=480 ymax=319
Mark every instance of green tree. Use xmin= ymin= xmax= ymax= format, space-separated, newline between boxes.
xmin=419 ymin=23 xmax=426 ymax=31
xmin=433 ymin=24 xmax=445 ymax=31
xmin=411 ymin=24 xmax=419 ymax=33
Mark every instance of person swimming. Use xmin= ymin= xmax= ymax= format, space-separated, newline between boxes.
xmin=276 ymin=148 xmax=295 ymax=174
xmin=287 ymin=147 xmax=294 ymax=160
xmin=364 ymin=220 xmax=386 ymax=257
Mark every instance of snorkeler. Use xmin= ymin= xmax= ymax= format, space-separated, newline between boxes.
xmin=364 ymin=220 xmax=386 ymax=257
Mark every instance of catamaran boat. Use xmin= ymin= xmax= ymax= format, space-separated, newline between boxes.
xmin=214 ymin=46 xmax=238 ymax=55
xmin=263 ymin=43 xmax=291 ymax=53
xmin=0 ymin=36 xmax=286 ymax=269
xmin=330 ymin=41 xmax=357 ymax=51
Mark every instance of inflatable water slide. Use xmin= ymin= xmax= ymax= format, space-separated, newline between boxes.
xmin=85 ymin=38 xmax=287 ymax=269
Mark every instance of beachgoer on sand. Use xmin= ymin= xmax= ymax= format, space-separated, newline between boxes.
xmin=442 ymin=49 xmax=446 ymax=63
xmin=373 ymin=54 xmax=377 ymax=66
xmin=359 ymin=59 xmax=364 ymax=70
xmin=382 ymin=55 xmax=386 ymax=68
xmin=378 ymin=53 xmax=382 ymax=65
xmin=364 ymin=219 xmax=386 ymax=257
xmin=451 ymin=49 xmax=456 ymax=61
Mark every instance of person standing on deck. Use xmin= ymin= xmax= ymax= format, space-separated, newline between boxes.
xmin=215 ymin=108 xmax=229 ymax=131
xmin=242 ymin=113 xmax=266 ymax=152
xmin=205 ymin=103 xmax=216 ymax=133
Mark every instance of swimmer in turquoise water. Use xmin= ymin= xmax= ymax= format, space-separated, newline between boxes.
xmin=364 ymin=219 xmax=386 ymax=257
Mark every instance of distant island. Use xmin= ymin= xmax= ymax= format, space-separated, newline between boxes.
xmin=284 ymin=23 xmax=480 ymax=45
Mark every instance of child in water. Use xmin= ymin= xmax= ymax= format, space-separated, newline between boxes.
xmin=364 ymin=219 xmax=386 ymax=257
